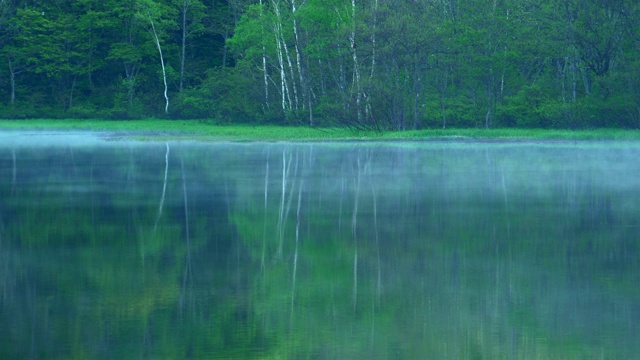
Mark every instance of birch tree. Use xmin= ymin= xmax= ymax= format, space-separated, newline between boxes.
xmin=138 ymin=0 xmax=176 ymax=114
xmin=349 ymin=0 xmax=363 ymax=123
xmin=137 ymin=0 xmax=175 ymax=114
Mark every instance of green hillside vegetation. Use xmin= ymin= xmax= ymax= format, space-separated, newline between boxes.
xmin=0 ymin=0 xmax=639 ymax=130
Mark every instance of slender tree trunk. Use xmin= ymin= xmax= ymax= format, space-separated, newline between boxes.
xmin=7 ymin=57 xmax=15 ymax=105
xmin=441 ymin=77 xmax=447 ymax=129
xmin=179 ymin=0 xmax=188 ymax=92
xmin=148 ymin=13 xmax=169 ymax=113
xmin=222 ymin=28 xmax=229 ymax=67
xmin=271 ymin=0 xmax=298 ymax=110
xmin=123 ymin=62 xmax=139 ymax=107
xmin=412 ymin=61 xmax=421 ymax=130
xmin=369 ymin=0 xmax=378 ymax=81
xmin=485 ymin=69 xmax=494 ymax=128
xmin=68 ymin=75 xmax=77 ymax=110
xmin=350 ymin=0 xmax=362 ymax=122
xmin=271 ymin=1 xmax=291 ymax=111
xmin=275 ymin=28 xmax=291 ymax=111
xmin=364 ymin=0 xmax=378 ymax=125
xmin=558 ymin=58 xmax=567 ymax=116
xmin=571 ymin=58 xmax=577 ymax=102
xmin=291 ymin=0 xmax=313 ymax=124
xmin=259 ymin=0 xmax=269 ymax=110
xmin=291 ymin=0 xmax=304 ymax=106
xmin=485 ymin=100 xmax=493 ymax=129
xmin=281 ymin=26 xmax=299 ymax=110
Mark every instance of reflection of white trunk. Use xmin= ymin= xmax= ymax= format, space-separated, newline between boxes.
xmin=352 ymin=155 xmax=361 ymax=311
xmin=182 ymin=158 xmax=190 ymax=250
xmin=338 ymin=175 xmax=345 ymax=231
xmin=282 ymin=153 xmax=299 ymax=243
xmin=501 ymin=166 xmax=510 ymax=238
xmin=154 ymin=143 xmax=170 ymax=233
xmin=180 ymin=158 xmax=192 ymax=314
xmin=290 ymin=175 xmax=303 ymax=328
xmin=367 ymin=153 xmax=380 ymax=344
xmin=370 ymin=172 xmax=381 ymax=304
xmin=277 ymin=149 xmax=292 ymax=258
xmin=90 ymin=159 xmax=95 ymax=231
xmin=69 ymin=146 xmax=77 ymax=176
xmin=11 ymin=149 xmax=16 ymax=194
xmin=261 ymin=150 xmax=270 ymax=271
xmin=148 ymin=13 xmax=169 ymax=113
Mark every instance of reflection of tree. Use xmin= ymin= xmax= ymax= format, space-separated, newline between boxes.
xmin=0 ymin=143 xmax=639 ymax=359
xmin=153 ymin=143 xmax=169 ymax=233
xmin=230 ymin=143 xmax=640 ymax=359
xmin=0 ymin=144 xmax=270 ymax=359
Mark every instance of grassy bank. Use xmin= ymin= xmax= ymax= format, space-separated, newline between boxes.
xmin=1 ymin=119 xmax=640 ymax=141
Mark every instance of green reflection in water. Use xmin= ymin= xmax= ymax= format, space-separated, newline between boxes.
xmin=0 ymin=139 xmax=638 ymax=359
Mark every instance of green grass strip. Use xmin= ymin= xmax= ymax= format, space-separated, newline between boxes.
xmin=1 ymin=119 xmax=640 ymax=141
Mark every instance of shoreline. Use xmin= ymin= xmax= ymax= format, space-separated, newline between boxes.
xmin=2 ymin=119 xmax=640 ymax=142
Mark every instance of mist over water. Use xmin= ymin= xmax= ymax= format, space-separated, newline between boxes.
xmin=1 ymin=134 xmax=639 ymax=359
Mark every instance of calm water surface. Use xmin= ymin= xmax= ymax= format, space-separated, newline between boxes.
xmin=0 ymin=133 xmax=639 ymax=359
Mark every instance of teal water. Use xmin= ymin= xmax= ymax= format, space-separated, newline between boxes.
xmin=0 ymin=134 xmax=638 ymax=359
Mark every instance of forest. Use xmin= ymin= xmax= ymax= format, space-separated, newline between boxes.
xmin=0 ymin=0 xmax=639 ymax=129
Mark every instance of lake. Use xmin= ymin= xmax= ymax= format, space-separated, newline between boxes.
xmin=1 ymin=132 xmax=639 ymax=359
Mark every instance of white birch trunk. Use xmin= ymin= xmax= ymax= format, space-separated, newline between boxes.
xmin=274 ymin=28 xmax=291 ymax=111
xmin=148 ymin=13 xmax=169 ymax=114
xmin=281 ymin=29 xmax=299 ymax=110
xmin=369 ymin=0 xmax=378 ymax=81
xmin=350 ymin=0 xmax=362 ymax=122
xmin=271 ymin=1 xmax=290 ymax=111
xmin=291 ymin=0 xmax=306 ymax=113
xmin=259 ymin=0 xmax=269 ymax=110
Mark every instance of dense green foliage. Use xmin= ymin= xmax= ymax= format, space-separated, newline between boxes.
xmin=1 ymin=0 xmax=639 ymax=129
